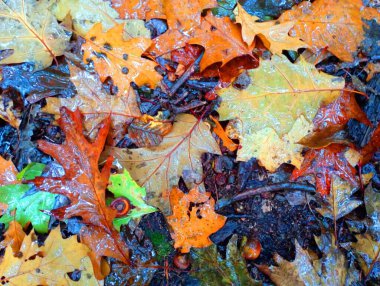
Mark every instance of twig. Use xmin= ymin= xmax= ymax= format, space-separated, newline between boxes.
xmin=215 ymin=182 xmax=315 ymax=210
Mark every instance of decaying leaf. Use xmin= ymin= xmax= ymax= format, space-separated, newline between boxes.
xmin=0 ymin=221 xmax=25 ymax=254
xmin=235 ymin=4 xmax=307 ymax=53
xmin=31 ymin=108 xmax=129 ymax=279
xmin=103 ymin=113 xmax=221 ymax=215
xmin=262 ymin=234 xmax=360 ymax=286
xmin=192 ymin=235 xmax=260 ymax=285
xmin=0 ymin=96 xmax=21 ymax=129
xmin=350 ymin=233 xmax=380 ymax=276
xmin=0 ymin=161 xmax=56 ymax=233
xmin=108 ymin=169 xmax=157 ymax=231
xmin=111 ymin=0 xmax=165 ymax=20
xmin=82 ymin=23 xmax=161 ymax=95
xmin=210 ymin=115 xmax=238 ymax=152
xmin=360 ymin=124 xmax=380 ymax=165
xmin=166 ymin=187 xmax=226 ymax=253
xmin=43 ymin=64 xmax=141 ymax=143
xmin=0 ymin=227 xmax=98 ymax=285
xmin=316 ymin=175 xmax=362 ymax=220
xmin=0 ymin=0 xmax=70 ymax=69
xmin=364 ymin=184 xmax=380 ymax=240
xmin=218 ymin=55 xmax=345 ymax=171
xmin=291 ymin=144 xmax=359 ymax=196
xmin=0 ymin=156 xmax=18 ymax=185
xmin=278 ymin=0 xmax=380 ymax=62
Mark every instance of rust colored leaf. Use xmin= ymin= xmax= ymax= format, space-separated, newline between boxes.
xmin=0 ymin=221 xmax=25 ymax=255
xmin=166 ymin=187 xmax=226 ymax=253
xmin=128 ymin=114 xmax=173 ymax=147
xmin=278 ymin=0 xmax=379 ymax=62
xmin=360 ymin=125 xmax=380 ymax=165
xmin=210 ymin=115 xmax=238 ymax=152
xmin=31 ymin=107 xmax=129 ymax=279
xmin=299 ymin=91 xmax=370 ymax=148
xmin=111 ymin=0 xmax=165 ymax=20
xmin=82 ymin=23 xmax=161 ymax=96
xmin=291 ymin=144 xmax=359 ymax=196
xmin=0 ymin=156 xmax=18 ymax=185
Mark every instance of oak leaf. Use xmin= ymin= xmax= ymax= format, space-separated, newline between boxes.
xmin=103 ymin=113 xmax=221 ymax=215
xmin=291 ymin=144 xmax=359 ymax=196
xmin=278 ymin=0 xmax=380 ymax=62
xmin=217 ymin=55 xmax=345 ymax=171
xmin=235 ymin=4 xmax=307 ymax=53
xmin=82 ymin=23 xmax=161 ymax=95
xmin=166 ymin=187 xmax=226 ymax=253
xmin=43 ymin=64 xmax=141 ymax=144
xmin=350 ymin=233 xmax=380 ymax=276
xmin=0 ymin=0 xmax=70 ymax=69
xmin=31 ymin=107 xmax=129 ymax=279
xmin=0 ymin=227 xmax=99 ymax=285
xmin=0 ymin=221 xmax=25 ymax=254
xmin=111 ymin=0 xmax=165 ymax=20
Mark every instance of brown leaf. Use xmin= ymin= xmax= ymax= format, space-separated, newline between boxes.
xmin=0 ymin=221 xmax=25 ymax=255
xmin=0 ymin=156 xmax=18 ymax=185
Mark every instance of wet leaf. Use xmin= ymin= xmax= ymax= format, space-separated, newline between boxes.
xmin=191 ymin=234 xmax=260 ymax=285
xmin=350 ymin=233 xmax=380 ymax=276
xmin=108 ymin=169 xmax=157 ymax=231
xmin=360 ymin=124 xmax=380 ymax=165
xmin=82 ymin=23 xmax=161 ymax=95
xmin=239 ymin=0 xmax=301 ymax=20
xmin=0 ymin=96 xmax=21 ymax=129
xmin=30 ymin=108 xmax=129 ymax=279
xmin=111 ymin=0 xmax=165 ymax=20
xmin=103 ymin=113 xmax=221 ymax=215
xmin=0 ymin=227 xmax=99 ymax=285
xmin=166 ymin=187 xmax=226 ymax=253
xmin=0 ymin=221 xmax=25 ymax=254
xmin=291 ymin=144 xmax=359 ymax=196
xmin=0 ymin=0 xmax=70 ymax=69
xmin=0 ymin=156 xmax=18 ymax=185
xmin=278 ymin=0 xmax=380 ymax=62
xmin=210 ymin=115 xmax=238 ymax=152
xmin=218 ymin=55 xmax=344 ymax=171
xmin=145 ymin=229 xmax=173 ymax=261
xmin=364 ymin=184 xmax=380 ymax=240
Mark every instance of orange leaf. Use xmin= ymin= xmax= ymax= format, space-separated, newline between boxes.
xmin=291 ymin=144 xmax=359 ymax=196
xmin=0 ymin=156 xmax=18 ymax=185
xmin=210 ymin=115 xmax=238 ymax=152
xmin=0 ymin=221 xmax=25 ymax=255
xmin=360 ymin=125 xmax=380 ymax=165
xmin=278 ymin=0 xmax=379 ymax=62
xmin=111 ymin=0 xmax=165 ymax=20
xmin=31 ymin=107 xmax=129 ymax=279
xmin=166 ymin=187 xmax=226 ymax=253
xmin=82 ymin=23 xmax=161 ymax=95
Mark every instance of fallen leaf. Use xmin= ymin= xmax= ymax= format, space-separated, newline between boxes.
xmin=0 ymin=96 xmax=21 ymax=129
xmin=217 ymin=55 xmax=345 ymax=171
xmin=278 ymin=0 xmax=380 ymax=62
xmin=0 ymin=221 xmax=25 ymax=254
xmin=0 ymin=162 xmax=56 ymax=233
xmin=166 ymin=187 xmax=226 ymax=253
xmin=261 ymin=234 xmax=360 ymax=286
xmin=210 ymin=115 xmax=238 ymax=152
xmin=0 ymin=0 xmax=70 ymax=69
xmin=103 ymin=113 xmax=221 ymax=215
xmin=192 ymin=234 xmax=260 ymax=285
xmin=0 ymin=156 xmax=18 ymax=185
xmin=43 ymin=64 xmax=141 ymax=144
xmin=235 ymin=4 xmax=307 ymax=53
xmin=291 ymin=144 xmax=359 ymax=196
xmin=364 ymin=184 xmax=380 ymax=240
xmin=108 ymin=169 xmax=157 ymax=231
xmin=128 ymin=114 xmax=173 ymax=147
xmin=0 ymin=227 xmax=99 ymax=285
xmin=31 ymin=107 xmax=129 ymax=279
xmin=52 ymin=0 xmax=119 ymax=36
xmin=82 ymin=23 xmax=161 ymax=95
xmin=111 ymin=0 xmax=165 ymax=20
xmin=360 ymin=124 xmax=380 ymax=165
xmin=350 ymin=233 xmax=380 ymax=276
xmin=366 ymin=62 xmax=380 ymax=81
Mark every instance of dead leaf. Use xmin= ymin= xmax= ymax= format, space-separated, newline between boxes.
xmin=103 ymin=113 xmax=221 ymax=215
xmin=43 ymin=64 xmax=141 ymax=144
xmin=0 ymin=0 xmax=70 ymax=69
xmin=350 ymin=233 xmax=380 ymax=276
xmin=0 ymin=156 xmax=18 ymax=185
xmin=217 ymin=55 xmax=345 ymax=171
xmin=366 ymin=62 xmax=380 ymax=81
xmin=210 ymin=115 xmax=238 ymax=152
xmin=278 ymin=0 xmax=380 ymax=62
xmin=31 ymin=107 xmax=129 ymax=279
xmin=0 ymin=221 xmax=25 ymax=254
xmin=82 ymin=23 xmax=161 ymax=95
xmin=111 ymin=0 xmax=165 ymax=20
xmin=291 ymin=144 xmax=359 ymax=196
xmin=0 ymin=96 xmax=21 ymax=129
xmin=360 ymin=124 xmax=380 ymax=165
xmin=166 ymin=187 xmax=226 ymax=253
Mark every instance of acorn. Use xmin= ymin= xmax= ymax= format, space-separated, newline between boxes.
xmin=110 ymin=197 xmax=131 ymax=217
xmin=242 ymin=238 xmax=261 ymax=260
xmin=173 ymin=253 xmax=191 ymax=270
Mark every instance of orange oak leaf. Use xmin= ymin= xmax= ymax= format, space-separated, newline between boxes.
xmin=360 ymin=125 xmax=380 ymax=165
xmin=166 ymin=187 xmax=226 ymax=253
xmin=0 ymin=221 xmax=25 ymax=255
xmin=82 ymin=23 xmax=161 ymax=96
xmin=31 ymin=107 xmax=129 ymax=279
xmin=111 ymin=0 xmax=165 ymax=20
xmin=278 ymin=0 xmax=380 ymax=62
xmin=291 ymin=144 xmax=359 ymax=196
xmin=299 ymin=91 xmax=370 ymax=148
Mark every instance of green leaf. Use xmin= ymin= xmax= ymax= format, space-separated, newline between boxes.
xmin=0 ymin=163 xmax=56 ymax=233
xmin=145 ymin=230 xmax=173 ymax=261
xmin=108 ymin=169 xmax=157 ymax=231
xmin=191 ymin=235 xmax=260 ymax=286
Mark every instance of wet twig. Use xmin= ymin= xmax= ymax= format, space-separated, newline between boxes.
xmin=215 ymin=182 xmax=315 ymax=210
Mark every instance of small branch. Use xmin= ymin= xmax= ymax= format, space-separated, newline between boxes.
xmin=215 ymin=182 xmax=315 ymax=210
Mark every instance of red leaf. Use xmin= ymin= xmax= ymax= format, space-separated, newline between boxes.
xmin=31 ymin=107 xmax=129 ymax=279
xmin=360 ymin=125 xmax=380 ymax=165
xmin=291 ymin=144 xmax=359 ymax=196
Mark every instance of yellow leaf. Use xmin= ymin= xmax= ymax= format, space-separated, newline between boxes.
xmin=103 ymin=114 xmax=221 ymax=215
xmin=0 ymin=0 xmax=70 ymax=70
xmin=0 ymin=221 xmax=25 ymax=254
xmin=235 ymin=4 xmax=307 ymax=54
xmin=0 ymin=227 xmax=100 ymax=285
xmin=217 ymin=55 xmax=345 ymax=171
